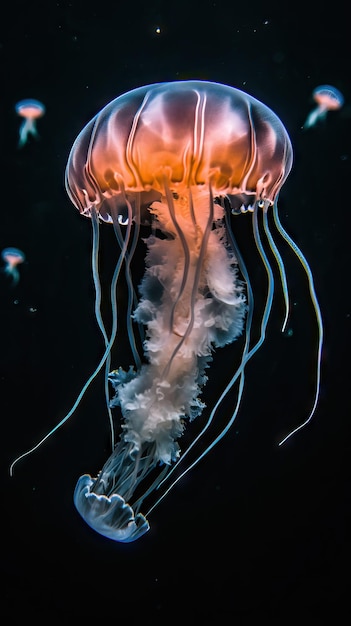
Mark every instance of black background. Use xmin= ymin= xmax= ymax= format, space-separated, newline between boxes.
xmin=1 ymin=0 xmax=350 ymax=622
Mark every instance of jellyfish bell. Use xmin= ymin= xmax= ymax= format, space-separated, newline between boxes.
xmin=10 ymin=81 xmax=323 ymax=544
xmin=65 ymin=81 xmax=292 ymax=220
xmin=15 ymin=98 xmax=45 ymax=147
xmin=312 ymin=85 xmax=344 ymax=110
xmin=303 ymin=84 xmax=344 ymax=129
xmin=15 ymin=99 xmax=45 ymax=119
xmin=1 ymin=247 xmax=25 ymax=285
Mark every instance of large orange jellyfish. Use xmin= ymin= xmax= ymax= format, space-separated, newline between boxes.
xmin=11 ymin=81 xmax=323 ymax=543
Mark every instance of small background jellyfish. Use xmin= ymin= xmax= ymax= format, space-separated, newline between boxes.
xmin=15 ymin=99 xmax=45 ymax=148
xmin=1 ymin=247 xmax=25 ymax=286
xmin=303 ymin=85 xmax=344 ymax=129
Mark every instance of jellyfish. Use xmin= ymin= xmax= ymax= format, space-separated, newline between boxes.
xmin=303 ymin=84 xmax=344 ymax=129
xmin=15 ymin=99 xmax=45 ymax=147
xmin=10 ymin=81 xmax=323 ymax=543
xmin=1 ymin=247 xmax=25 ymax=285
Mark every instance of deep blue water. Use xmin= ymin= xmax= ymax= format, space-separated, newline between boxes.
xmin=1 ymin=1 xmax=350 ymax=622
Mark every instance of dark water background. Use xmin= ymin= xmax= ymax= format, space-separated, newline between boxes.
xmin=1 ymin=0 xmax=350 ymax=622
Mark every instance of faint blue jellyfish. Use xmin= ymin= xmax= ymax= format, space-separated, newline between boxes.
xmin=304 ymin=85 xmax=344 ymax=129
xmin=10 ymin=81 xmax=323 ymax=543
xmin=1 ymin=247 xmax=25 ymax=285
xmin=15 ymin=99 xmax=45 ymax=148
